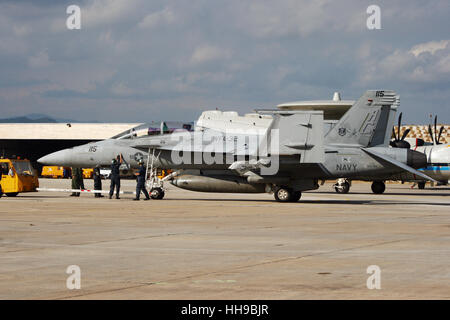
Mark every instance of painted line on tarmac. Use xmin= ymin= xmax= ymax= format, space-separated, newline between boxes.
xmin=37 ymin=188 xmax=136 ymax=195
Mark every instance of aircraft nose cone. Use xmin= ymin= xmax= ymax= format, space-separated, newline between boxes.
xmin=37 ymin=149 xmax=71 ymax=166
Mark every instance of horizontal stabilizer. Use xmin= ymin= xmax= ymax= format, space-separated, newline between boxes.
xmin=361 ymin=148 xmax=436 ymax=182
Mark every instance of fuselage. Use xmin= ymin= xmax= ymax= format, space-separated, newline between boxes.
xmin=38 ymin=132 xmax=427 ymax=183
xmin=409 ymin=144 xmax=449 ymax=182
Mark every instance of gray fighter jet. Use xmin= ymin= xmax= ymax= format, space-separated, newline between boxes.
xmin=38 ymin=90 xmax=435 ymax=202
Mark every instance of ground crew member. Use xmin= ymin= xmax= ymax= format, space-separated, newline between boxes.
xmin=133 ymin=160 xmax=150 ymax=201
xmin=70 ymin=167 xmax=84 ymax=197
xmin=0 ymin=164 xmax=3 ymax=198
xmin=63 ymin=167 xmax=69 ymax=179
xmin=93 ymin=165 xmax=104 ymax=198
xmin=70 ymin=167 xmax=78 ymax=196
xmin=109 ymin=154 xmax=123 ymax=199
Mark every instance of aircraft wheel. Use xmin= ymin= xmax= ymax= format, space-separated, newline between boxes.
xmin=289 ymin=191 xmax=302 ymax=202
xmin=150 ymin=188 xmax=165 ymax=200
xmin=6 ymin=193 xmax=18 ymax=197
xmin=274 ymin=187 xmax=292 ymax=202
xmin=335 ymin=182 xmax=350 ymax=194
xmin=418 ymin=182 xmax=426 ymax=189
xmin=371 ymin=181 xmax=386 ymax=194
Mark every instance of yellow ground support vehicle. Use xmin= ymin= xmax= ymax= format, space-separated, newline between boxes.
xmin=0 ymin=159 xmax=39 ymax=197
xmin=41 ymin=166 xmax=69 ymax=178
xmin=82 ymin=168 xmax=94 ymax=179
xmin=157 ymin=169 xmax=173 ymax=179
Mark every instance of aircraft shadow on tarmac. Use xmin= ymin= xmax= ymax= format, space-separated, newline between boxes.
xmin=160 ymin=198 xmax=372 ymax=205
xmin=160 ymin=197 xmax=449 ymax=206
xmin=165 ymin=198 xmax=450 ymax=206
xmin=8 ymin=194 xmax=449 ymax=206
xmin=316 ymin=191 xmax=450 ymax=197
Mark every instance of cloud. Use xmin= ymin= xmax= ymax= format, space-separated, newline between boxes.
xmin=410 ymin=40 xmax=450 ymax=57
xmin=0 ymin=0 xmax=449 ymax=123
xmin=190 ymin=45 xmax=232 ymax=65
xmin=138 ymin=7 xmax=175 ymax=29
xmin=359 ymin=39 xmax=450 ymax=85
xmin=110 ymin=82 xmax=136 ymax=96
xmin=82 ymin=0 xmax=143 ymax=28
xmin=231 ymin=0 xmax=365 ymax=39
xmin=28 ymin=50 xmax=50 ymax=68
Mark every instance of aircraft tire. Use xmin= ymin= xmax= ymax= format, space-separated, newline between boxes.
xmin=6 ymin=192 xmax=18 ymax=197
xmin=274 ymin=187 xmax=293 ymax=202
xmin=289 ymin=191 xmax=302 ymax=202
xmin=371 ymin=181 xmax=386 ymax=194
xmin=335 ymin=182 xmax=350 ymax=194
xmin=418 ymin=182 xmax=426 ymax=189
xmin=150 ymin=188 xmax=165 ymax=200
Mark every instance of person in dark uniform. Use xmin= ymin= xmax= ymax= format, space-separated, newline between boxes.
xmin=0 ymin=164 xmax=3 ymax=198
xmin=133 ymin=160 xmax=150 ymax=201
xmin=93 ymin=165 xmax=104 ymax=198
xmin=109 ymin=154 xmax=123 ymax=199
xmin=71 ymin=167 xmax=84 ymax=197
xmin=70 ymin=167 xmax=78 ymax=196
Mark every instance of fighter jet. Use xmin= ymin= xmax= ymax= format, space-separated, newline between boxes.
xmin=38 ymin=90 xmax=435 ymax=202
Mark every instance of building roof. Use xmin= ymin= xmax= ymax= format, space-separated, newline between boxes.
xmin=0 ymin=123 xmax=142 ymax=140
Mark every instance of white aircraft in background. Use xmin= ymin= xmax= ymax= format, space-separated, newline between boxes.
xmin=400 ymin=115 xmax=449 ymax=189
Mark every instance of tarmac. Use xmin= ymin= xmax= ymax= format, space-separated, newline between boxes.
xmin=0 ymin=178 xmax=449 ymax=299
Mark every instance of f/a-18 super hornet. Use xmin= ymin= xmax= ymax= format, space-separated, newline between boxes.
xmin=38 ymin=90 xmax=435 ymax=202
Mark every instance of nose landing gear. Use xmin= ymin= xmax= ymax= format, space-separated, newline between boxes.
xmin=150 ymin=187 xmax=165 ymax=200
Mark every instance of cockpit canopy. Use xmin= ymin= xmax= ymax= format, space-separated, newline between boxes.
xmin=111 ymin=121 xmax=194 ymax=140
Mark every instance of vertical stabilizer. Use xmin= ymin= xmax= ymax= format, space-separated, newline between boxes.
xmin=325 ymin=90 xmax=399 ymax=147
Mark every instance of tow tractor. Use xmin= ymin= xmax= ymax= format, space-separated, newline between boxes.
xmin=0 ymin=159 xmax=39 ymax=197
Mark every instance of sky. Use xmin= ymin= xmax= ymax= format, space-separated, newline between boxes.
xmin=0 ymin=0 xmax=449 ymax=124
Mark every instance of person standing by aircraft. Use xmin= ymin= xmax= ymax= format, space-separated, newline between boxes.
xmin=133 ymin=160 xmax=150 ymax=201
xmin=109 ymin=154 xmax=123 ymax=199
xmin=93 ymin=165 xmax=104 ymax=198
xmin=70 ymin=167 xmax=84 ymax=197
xmin=0 ymin=164 xmax=3 ymax=198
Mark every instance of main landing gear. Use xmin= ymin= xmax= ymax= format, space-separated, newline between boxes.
xmin=274 ymin=187 xmax=302 ymax=202
xmin=334 ymin=178 xmax=350 ymax=194
xmin=371 ymin=181 xmax=386 ymax=194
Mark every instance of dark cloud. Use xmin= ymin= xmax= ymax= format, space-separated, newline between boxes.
xmin=0 ymin=0 xmax=449 ymax=123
